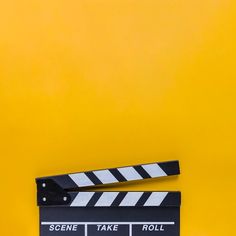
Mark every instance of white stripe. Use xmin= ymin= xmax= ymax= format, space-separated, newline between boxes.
xmin=85 ymin=224 xmax=87 ymax=236
xmin=69 ymin=173 xmax=94 ymax=187
xmin=144 ymin=192 xmax=168 ymax=206
xmin=95 ymin=192 xmax=119 ymax=206
xmin=41 ymin=222 xmax=175 ymax=225
xmin=119 ymin=192 xmax=144 ymax=206
xmin=118 ymin=167 xmax=142 ymax=181
xmin=142 ymin=164 xmax=167 ymax=177
xmin=70 ymin=192 xmax=94 ymax=206
xmin=93 ymin=170 xmax=118 ymax=184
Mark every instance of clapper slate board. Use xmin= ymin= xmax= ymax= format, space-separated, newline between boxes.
xmin=36 ymin=160 xmax=181 ymax=236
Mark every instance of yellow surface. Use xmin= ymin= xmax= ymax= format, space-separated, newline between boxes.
xmin=0 ymin=1 xmax=236 ymax=235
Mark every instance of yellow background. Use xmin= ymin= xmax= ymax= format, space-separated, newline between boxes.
xmin=0 ymin=1 xmax=235 ymax=235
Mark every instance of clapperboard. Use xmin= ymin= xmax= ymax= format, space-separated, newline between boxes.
xmin=36 ymin=160 xmax=181 ymax=236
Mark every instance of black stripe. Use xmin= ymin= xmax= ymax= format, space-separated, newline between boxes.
xmin=158 ymin=161 xmax=180 ymax=176
xmin=135 ymin=192 xmax=152 ymax=206
xmin=134 ymin=166 xmax=151 ymax=179
xmin=111 ymin=192 xmax=128 ymax=206
xmin=86 ymin=192 xmax=103 ymax=206
xmin=85 ymin=172 xmax=103 ymax=185
xmin=109 ymin=168 xmax=127 ymax=182
xmin=69 ymin=192 xmax=79 ymax=205
xmin=52 ymin=175 xmax=78 ymax=189
xmin=160 ymin=192 xmax=181 ymax=207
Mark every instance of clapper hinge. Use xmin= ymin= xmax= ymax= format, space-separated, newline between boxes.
xmin=36 ymin=179 xmax=71 ymax=206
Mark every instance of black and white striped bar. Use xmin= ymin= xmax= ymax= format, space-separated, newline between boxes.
xmin=68 ymin=191 xmax=180 ymax=207
xmin=36 ymin=160 xmax=180 ymax=190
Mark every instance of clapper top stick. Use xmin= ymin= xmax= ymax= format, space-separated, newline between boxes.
xmin=36 ymin=160 xmax=181 ymax=236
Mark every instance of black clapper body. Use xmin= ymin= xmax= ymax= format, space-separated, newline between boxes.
xmin=36 ymin=160 xmax=181 ymax=236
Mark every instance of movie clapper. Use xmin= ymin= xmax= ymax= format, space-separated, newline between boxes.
xmin=36 ymin=160 xmax=181 ymax=236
